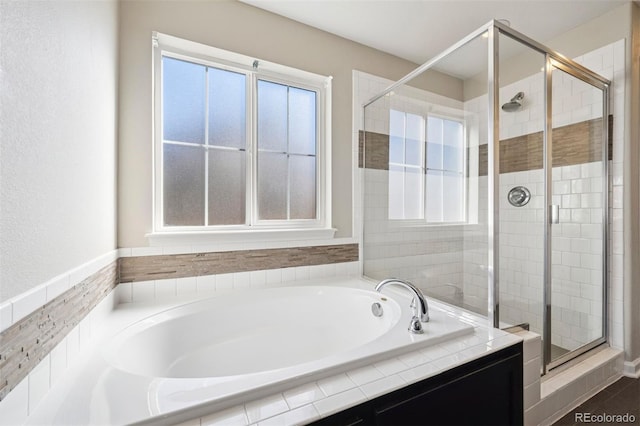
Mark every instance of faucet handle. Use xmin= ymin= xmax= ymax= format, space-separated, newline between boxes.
xmin=408 ymin=316 xmax=424 ymax=334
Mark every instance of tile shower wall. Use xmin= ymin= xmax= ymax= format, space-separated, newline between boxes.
xmin=355 ymin=71 xmax=471 ymax=304
xmin=462 ymin=39 xmax=625 ymax=350
xmin=357 ymin=39 xmax=624 ymax=348
xmin=498 ymin=163 xmax=604 ymax=350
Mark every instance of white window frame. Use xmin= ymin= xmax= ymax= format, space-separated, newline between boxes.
xmin=151 ymin=32 xmax=333 ymax=242
xmin=388 ymin=109 xmax=467 ymax=226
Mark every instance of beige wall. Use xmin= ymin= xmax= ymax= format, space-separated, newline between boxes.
xmin=0 ymin=0 xmax=119 ymax=303
xmin=117 ymin=0 xmax=462 ymax=247
xmin=463 ymin=3 xmax=634 ymax=100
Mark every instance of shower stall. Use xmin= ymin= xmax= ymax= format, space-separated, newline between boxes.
xmin=361 ymin=20 xmax=610 ymax=374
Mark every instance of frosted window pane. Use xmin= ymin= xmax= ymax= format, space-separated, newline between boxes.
xmin=290 ymin=155 xmax=316 ymax=219
xmin=443 ymin=120 xmax=463 ymax=147
xmin=208 ymin=68 xmax=246 ymax=148
xmin=426 ymin=170 xmax=443 ymax=222
xmin=443 ymin=145 xmax=461 ymax=172
xmin=389 ymin=110 xmax=405 ymax=164
xmin=427 ymin=116 xmax=442 ymax=144
xmin=405 ymin=114 xmax=423 ymax=143
xmin=163 ymin=144 xmax=205 ymax=226
xmin=426 ymin=141 xmax=443 ymax=170
xmin=405 ymin=113 xmax=423 ymax=167
xmin=404 ymin=167 xmax=424 ymax=219
xmin=405 ymin=139 xmax=422 ymax=167
xmin=443 ymin=171 xmax=463 ymax=222
xmin=258 ymin=152 xmax=287 ymax=220
xmin=289 ymin=87 xmax=316 ymax=155
xmin=208 ymin=149 xmax=246 ymax=225
xmin=389 ymin=136 xmax=404 ymax=164
xmin=257 ymin=80 xmax=287 ymax=152
xmin=163 ymin=57 xmax=205 ymax=144
xmin=388 ymin=165 xmax=404 ymax=219
xmin=390 ymin=110 xmax=405 ymax=137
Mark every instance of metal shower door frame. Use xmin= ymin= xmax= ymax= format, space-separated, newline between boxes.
xmin=491 ymin=21 xmax=611 ymax=375
xmin=362 ymin=19 xmax=611 ymax=376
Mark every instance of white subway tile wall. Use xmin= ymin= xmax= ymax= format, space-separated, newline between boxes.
xmin=496 ymin=40 xmax=624 ymax=352
xmin=0 ymin=291 xmax=117 ymax=423
xmin=356 ymin=39 xmax=624 ymax=353
xmin=491 ymin=162 xmax=605 ymax=350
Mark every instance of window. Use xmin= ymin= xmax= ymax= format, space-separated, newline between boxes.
xmin=153 ymin=33 xmax=331 ymax=234
xmin=388 ymin=110 xmax=465 ymax=223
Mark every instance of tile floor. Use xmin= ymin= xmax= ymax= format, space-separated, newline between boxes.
xmin=554 ymin=377 xmax=639 ymax=425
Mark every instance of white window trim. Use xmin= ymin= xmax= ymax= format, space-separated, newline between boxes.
xmin=150 ymin=32 xmax=334 ymax=245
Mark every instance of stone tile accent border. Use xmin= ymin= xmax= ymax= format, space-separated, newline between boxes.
xmin=0 ymin=262 xmax=118 ymax=402
xmin=119 ymin=243 xmax=359 ymax=283
xmin=359 ymin=116 xmax=613 ymax=175
xmin=478 ymin=115 xmax=613 ymax=176
xmin=0 ymin=243 xmax=359 ymax=404
xmin=359 ymin=130 xmax=389 ymax=170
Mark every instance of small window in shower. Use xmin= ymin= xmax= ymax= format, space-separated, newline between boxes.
xmin=426 ymin=116 xmax=465 ymax=223
xmin=389 ymin=110 xmax=425 ymax=220
xmin=388 ymin=110 xmax=465 ymax=223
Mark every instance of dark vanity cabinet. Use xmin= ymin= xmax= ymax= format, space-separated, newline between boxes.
xmin=310 ymin=343 xmax=523 ymax=426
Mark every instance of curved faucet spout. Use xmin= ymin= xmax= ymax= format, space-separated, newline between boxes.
xmin=375 ymin=279 xmax=429 ymax=334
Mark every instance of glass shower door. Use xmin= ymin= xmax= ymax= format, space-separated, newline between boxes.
xmin=497 ymin=32 xmax=546 ymax=340
xmin=546 ymin=61 xmax=607 ymax=369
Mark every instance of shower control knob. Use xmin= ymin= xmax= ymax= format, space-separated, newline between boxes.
xmin=508 ymin=186 xmax=531 ymax=207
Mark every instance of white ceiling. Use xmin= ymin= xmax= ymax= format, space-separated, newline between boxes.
xmin=240 ymin=0 xmax=629 ymax=65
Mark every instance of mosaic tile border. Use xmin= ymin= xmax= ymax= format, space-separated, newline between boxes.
xmin=0 ymin=243 xmax=360 ymax=404
xmin=0 ymin=262 xmax=118 ymax=401
xmin=478 ymin=115 xmax=614 ymax=176
xmin=359 ymin=116 xmax=613 ymax=175
xmin=119 ymin=243 xmax=360 ymax=283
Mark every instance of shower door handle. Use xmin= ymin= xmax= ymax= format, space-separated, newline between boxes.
xmin=550 ymin=205 xmax=560 ymax=224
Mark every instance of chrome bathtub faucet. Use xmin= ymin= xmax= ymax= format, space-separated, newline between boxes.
xmin=375 ymin=278 xmax=429 ymax=334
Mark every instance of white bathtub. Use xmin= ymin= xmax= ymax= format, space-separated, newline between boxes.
xmin=104 ymin=286 xmax=403 ymax=378
xmin=28 ymin=279 xmax=476 ymax=425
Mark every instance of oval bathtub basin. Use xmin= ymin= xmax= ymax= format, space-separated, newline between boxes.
xmin=99 ymin=281 xmax=475 ymax=420
xmin=105 ymin=286 xmax=402 ymax=378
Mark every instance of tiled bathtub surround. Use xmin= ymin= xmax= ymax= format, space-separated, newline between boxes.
xmin=22 ymin=282 xmax=523 ymax=426
xmin=0 ymin=242 xmax=359 ymax=411
xmin=119 ymin=244 xmax=359 ymax=283
xmin=0 ymin=258 xmax=118 ymax=402
xmin=115 ymin=261 xmax=360 ymax=304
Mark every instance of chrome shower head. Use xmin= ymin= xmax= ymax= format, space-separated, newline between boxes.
xmin=501 ymin=91 xmax=525 ymax=112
